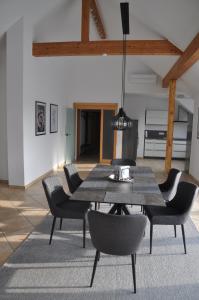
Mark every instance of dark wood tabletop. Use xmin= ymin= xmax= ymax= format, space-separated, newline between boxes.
xmin=70 ymin=165 xmax=165 ymax=206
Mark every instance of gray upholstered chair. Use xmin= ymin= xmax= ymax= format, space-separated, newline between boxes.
xmin=111 ymin=159 xmax=136 ymax=166
xmin=63 ymin=163 xmax=83 ymax=194
xmin=88 ymin=211 xmax=147 ymax=293
xmin=42 ymin=176 xmax=90 ymax=247
xmin=155 ymin=168 xmax=182 ymax=233
xmin=159 ymin=168 xmax=182 ymax=202
xmin=144 ymin=181 xmax=198 ymax=254
xmin=64 ymin=163 xmax=98 ymax=210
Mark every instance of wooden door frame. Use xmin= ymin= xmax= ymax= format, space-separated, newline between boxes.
xmin=74 ymin=102 xmax=118 ymax=163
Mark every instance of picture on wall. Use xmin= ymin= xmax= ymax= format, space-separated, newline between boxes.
xmin=50 ymin=104 xmax=58 ymax=133
xmin=35 ymin=101 xmax=46 ymax=136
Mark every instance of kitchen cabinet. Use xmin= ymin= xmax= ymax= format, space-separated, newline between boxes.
xmin=144 ymin=139 xmax=187 ymax=158
xmin=145 ymin=110 xmax=167 ymax=125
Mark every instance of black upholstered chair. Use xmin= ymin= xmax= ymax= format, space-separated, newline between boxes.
xmin=88 ymin=211 xmax=147 ymax=293
xmin=144 ymin=181 xmax=198 ymax=254
xmin=111 ymin=159 xmax=136 ymax=166
xmin=63 ymin=163 xmax=83 ymax=194
xmin=159 ymin=168 xmax=182 ymax=202
xmin=42 ymin=176 xmax=90 ymax=247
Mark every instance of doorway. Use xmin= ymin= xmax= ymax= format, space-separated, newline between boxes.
xmin=75 ymin=103 xmax=118 ymax=163
xmin=79 ymin=110 xmax=101 ymax=162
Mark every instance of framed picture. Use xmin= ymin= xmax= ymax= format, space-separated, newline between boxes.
xmin=35 ymin=101 xmax=46 ymax=136
xmin=197 ymin=108 xmax=199 ymax=139
xmin=50 ymin=104 xmax=58 ymax=133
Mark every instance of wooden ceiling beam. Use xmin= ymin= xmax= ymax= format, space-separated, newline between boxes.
xmin=163 ymin=33 xmax=199 ymax=88
xmin=165 ymin=79 xmax=176 ymax=171
xmin=33 ymin=40 xmax=182 ymax=57
xmin=81 ymin=0 xmax=90 ymax=42
xmin=90 ymin=0 xmax=106 ymax=39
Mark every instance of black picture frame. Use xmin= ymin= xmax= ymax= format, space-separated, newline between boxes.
xmin=35 ymin=101 xmax=46 ymax=136
xmin=50 ymin=104 xmax=58 ymax=133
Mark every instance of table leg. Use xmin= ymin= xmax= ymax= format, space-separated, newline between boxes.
xmin=108 ymin=204 xmax=131 ymax=215
xmin=122 ymin=205 xmax=130 ymax=215
xmin=108 ymin=205 xmax=118 ymax=214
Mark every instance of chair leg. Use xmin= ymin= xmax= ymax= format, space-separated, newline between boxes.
xmin=90 ymin=250 xmax=100 ymax=287
xmin=150 ymin=223 xmax=153 ymax=254
xmin=131 ymin=254 xmax=136 ymax=293
xmin=60 ymin=218 xmax=63 ymax=230
xmin=83 ymin=218 xmax=86 ymax=248
xmin=95 ymin=203 xmax=97 ymax=211
xmin=49 ymin=217 xmax=56 ymax=245
xmin=174 ymin=225 xmax=177 ymax=238
xmin=181 ymin=224 xmax=187 ymax=254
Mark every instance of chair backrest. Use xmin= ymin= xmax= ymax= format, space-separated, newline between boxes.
xmin=167 ymin=181 xmax=198 ymax=220
xmin=159 ymin=168 xmax=182 ymax=201
xmin=63 ymin=164 xmax=83 ymax=193
xmin=42 ymin=176 xmax=64 ymax=215
xmin=88 ymin=211 xmax=146 ymax=256
xmin=111 ymin=159 xmax=136 ymax=166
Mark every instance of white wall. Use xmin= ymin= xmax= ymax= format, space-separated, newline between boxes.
xmin=22 ymin=31 xmax=124 ymax=184
xmin=176 ymin=97 xmax=194 ymax=113
xmin=4 ymin=18 xmax=69 ymax=186
xmin=190 ymin=94 xmax=199 ymax=180
xmin=124 ymin=94 xmax=169 ymax=157
xmin=0 ymin=35 xmax=8 ymax=180
xmin=23 ymin=28 xmax=70 ymax=185
xmin=6 ymin=18 xmax=25 ymax=186
xmin=28 ymin=56 xmax=123 ymax=171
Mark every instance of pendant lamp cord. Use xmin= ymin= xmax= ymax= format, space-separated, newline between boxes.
xmin=121 ymin=33 xmax=127 ymax=108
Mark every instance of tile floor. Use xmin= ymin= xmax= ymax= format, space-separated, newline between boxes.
xmin=0 ymin=159 xmax=199 ymax=266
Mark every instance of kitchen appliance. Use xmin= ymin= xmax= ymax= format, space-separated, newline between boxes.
xmin=145 ymin=130 xmax=167 ymax=139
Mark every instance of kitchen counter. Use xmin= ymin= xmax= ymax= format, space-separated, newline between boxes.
xmin=144 ymin=139 xmax=187 ymax=159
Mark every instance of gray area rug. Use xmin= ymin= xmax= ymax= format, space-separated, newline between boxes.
xmin=1 ymin=205 xmax=199 ymax=300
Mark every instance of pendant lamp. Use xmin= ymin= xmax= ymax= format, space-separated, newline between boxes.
xmin=112 ymin=2 xmax=133 ymax=130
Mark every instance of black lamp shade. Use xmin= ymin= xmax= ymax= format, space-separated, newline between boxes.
xmin=111 ymin=108 xmax=133 ymax=130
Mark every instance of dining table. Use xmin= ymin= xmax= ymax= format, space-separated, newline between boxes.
xmin=70 ymin=164 xmax=165 ymax=214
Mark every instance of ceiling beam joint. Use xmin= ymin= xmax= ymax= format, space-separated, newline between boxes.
xmin=81 ymin=0 xmax=90 ymax=42
xmin=162 ymin=33 xmax=199 ymax=88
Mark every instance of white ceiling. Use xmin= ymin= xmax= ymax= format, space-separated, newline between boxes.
xmin=0 ymin=0 xmax=198 ymax=97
